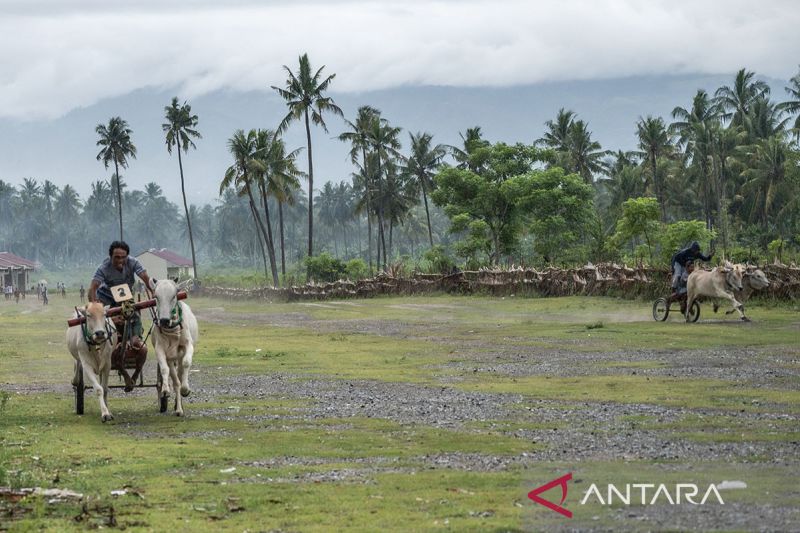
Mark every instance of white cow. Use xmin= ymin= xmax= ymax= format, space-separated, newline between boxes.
xmin=66 ymin=302 xmax=115 ymax=422
xmin=713 ymin=267 xmax=770 ymax=315
xmin=685 ymin=261 xmax=747 ymax=322
xmin=151 ymin=279 xmax=199 ymax=416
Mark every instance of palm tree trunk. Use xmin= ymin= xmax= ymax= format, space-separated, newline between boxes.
xmin=279 ymin=201 xmax=286 ymax=279
xmin=244 ymin=181 xmax=271 ymax=284
xmin=259 ymin=183 xmax=280 ymax=286
xmin=114 ymin=160 xmax=123 ymax=240
xmin=177 ymin=149 xmax=199 ymax=281
xmin=362 ymin=146 xmax=373 ymax=276
xmin=389 ymin=220 xmax=393 ymax=262
xmin=342 ymin=223 xmax=349 ymax=258
xmin=420 ymin=176 xmax=434 ymax=247
xmin=304 ymin=109 xmax=314 ymax=260
xmin=248 ymin=202 xmax=269 ymax=281
xmin=375 ymin=155 xmax=388 ymax=269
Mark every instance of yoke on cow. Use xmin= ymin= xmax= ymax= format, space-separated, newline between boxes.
xmin=67 ymin=287 xmax=188 ymax=415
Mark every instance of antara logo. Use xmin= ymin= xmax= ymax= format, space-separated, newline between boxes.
xmin=529 ymin=473 xmax=725 ymax=518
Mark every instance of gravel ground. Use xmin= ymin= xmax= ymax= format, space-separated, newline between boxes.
xmin=6 ymin=305 xmax=798 ymax=531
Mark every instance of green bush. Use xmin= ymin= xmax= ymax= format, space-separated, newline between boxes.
xmin=305 ymin=252 xmax=347 ymax=283
xmin=345 ymin=258 xmax=369 ymax=280
xmin=422 ymin=245 xmax=456 ymax=274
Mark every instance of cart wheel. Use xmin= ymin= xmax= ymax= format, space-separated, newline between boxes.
xmin=687 ymin=300 xmax=701 ymax=323
xmin=652 ymin=298 xmax=670 ymax=321
xmin=75 ymin=363 xmax=85 ymax=415
xmin=157 ymin=372 xmax=167 ymax=413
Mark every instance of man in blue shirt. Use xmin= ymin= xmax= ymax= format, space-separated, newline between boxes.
xmin=88 ymin=241 xmax=154 ymax=390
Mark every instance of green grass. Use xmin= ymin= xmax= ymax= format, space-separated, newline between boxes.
xmin=1 ymin=293 xmax=798 ymax=531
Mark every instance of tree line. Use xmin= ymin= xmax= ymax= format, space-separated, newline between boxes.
xmin=1 ymin=60 xmax=799 ymax=284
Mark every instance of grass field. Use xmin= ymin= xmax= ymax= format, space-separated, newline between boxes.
xmin=1 ymin=293 xmax=798 ymax=531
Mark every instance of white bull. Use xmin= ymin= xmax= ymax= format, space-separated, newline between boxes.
xmin=66 ymin=302 xmax=115 ymax=422
xmin=685 ymin=261 xmax=747 ymax=322
xmin=151 ymin=279 xmax=199 ymax=416
xmin=713 ymin=267 xmax=770 ymax=315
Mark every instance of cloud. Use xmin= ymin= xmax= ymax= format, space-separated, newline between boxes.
xmin=1 ymin=0 xmax=798 ymax=119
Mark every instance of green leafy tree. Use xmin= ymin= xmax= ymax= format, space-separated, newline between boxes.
xmin=660 ymin=220 xmax=716 ymax=265
xmin=509 ymin=167 xmax=594 ymax=264
xmin=163 ymin=97 xmax=202 ymax=281
xmin=432 ymin=143 xmax=553 ymax=264
xmin=612 ymin=197 xmax=661 ymax=262
xmin=272 ymin=53 xmax=343 ymax=261
xmin=96 ymin=116 xmax=136 ymax=240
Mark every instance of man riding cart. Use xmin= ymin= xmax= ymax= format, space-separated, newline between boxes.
xmin=667 ymin=241 xmax=713 ymax=313
xmin=88 ymin=240 xmax=153 ymax=391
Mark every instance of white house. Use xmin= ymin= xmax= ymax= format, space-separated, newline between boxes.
xmin=136 ymin=249 xmax=194 ymax=282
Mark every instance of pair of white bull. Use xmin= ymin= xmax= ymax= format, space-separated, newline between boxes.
xmin=65 ymin=280 xmax=198 ymax=421
xmin=685 ymin=262 xmax=770 ymax=322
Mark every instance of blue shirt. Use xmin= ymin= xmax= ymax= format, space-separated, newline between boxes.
xmin=92 ymin=257 xmax=146 ymax=291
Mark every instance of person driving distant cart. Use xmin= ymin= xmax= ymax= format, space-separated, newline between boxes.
xmin=670 ymin=241 xmax=713 ymax=291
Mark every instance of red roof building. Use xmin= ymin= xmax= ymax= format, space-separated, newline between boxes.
xmin=0 ymin=252 xmax=36 ymax=289
xmin=135 ymin=248 xmax=194 ymax=281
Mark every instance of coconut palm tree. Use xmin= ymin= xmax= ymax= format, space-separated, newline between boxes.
xmin=272 ymin=53 xmax=343 ymax=262
xmin=450 ymin=126 xmax=490 ymax=173
xmin=670 ymin=91 xmax=723 ymax=229
xmin=221 ymin=129 xmax=272 ymax=283
xmin=54 ymin=185 xmax=82 ymax=261
xmin=96 ymin=116 xmax=136 ymax=240
xmin=163 ymin=97 xmax=202 ymax=281
xmin=635 ymin=116 xmax=672 ymax=222
xmin=714 ymin=68 xmax=771 ymax=128
xmin=404 ymin=131 xmax=446 ymax=247
xmin=565 ymin=120 xmax=609 ymax=183
xmin=738 ymin=135 xmax=790 ymax=231
xmin=339 ymin=106 xmax=380 ymax=274
xmin=366 ymin=115 xmax=403 ymax=268
xmin=263 ymin=135 xmax=303 ymax=278
xmin=779 ymin=66 xmax=800 ymax=139
xmin=537 ymin=108 xmax=576 ymax=152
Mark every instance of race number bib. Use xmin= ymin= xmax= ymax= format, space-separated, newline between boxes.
xmin=110 ymin=284 xmax=133 ymax=303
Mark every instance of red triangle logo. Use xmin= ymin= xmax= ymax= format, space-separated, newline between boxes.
xmin=528 ymin=472 xmax=573 ymax=518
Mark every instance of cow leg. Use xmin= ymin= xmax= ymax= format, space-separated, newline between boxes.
xmin=81 ymin=356 xmax=113 ymax=422
xmin=169 ymin=360 xmax=183 ymax=416
xmin=730 ymin=295 xmax=748 ymax=321
xmin=685 ymin=291 xmax=696 ymax=323
xmin=179 ymin=342 xmax=193 ymax=398
xmin=155 ymin=343 xmax=172 ymax=399
xmin=71 ymin=359 xmax=81 ymax=387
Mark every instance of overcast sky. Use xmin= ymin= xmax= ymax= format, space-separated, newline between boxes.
xmin=2 ymin=0 xmax=799 ymax=120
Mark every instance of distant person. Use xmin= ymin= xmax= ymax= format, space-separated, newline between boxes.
xmin=79 ymin=284 xmax=85 ymax=303
xmin=14 ymin=287 xmax=20 ymax=303
xmin=61 ymin=283 xmax=66 ymax=298
xmin=42 ymin=286 xmax=48 ymax=305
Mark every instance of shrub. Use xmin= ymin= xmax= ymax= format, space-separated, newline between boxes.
xmin=344 ymin=258 xmax=369 ymax=280
xmin=423 ymin=245 xmax=456 ymax=274
xmin=305 ymin=252 xmax=346 ymax=283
